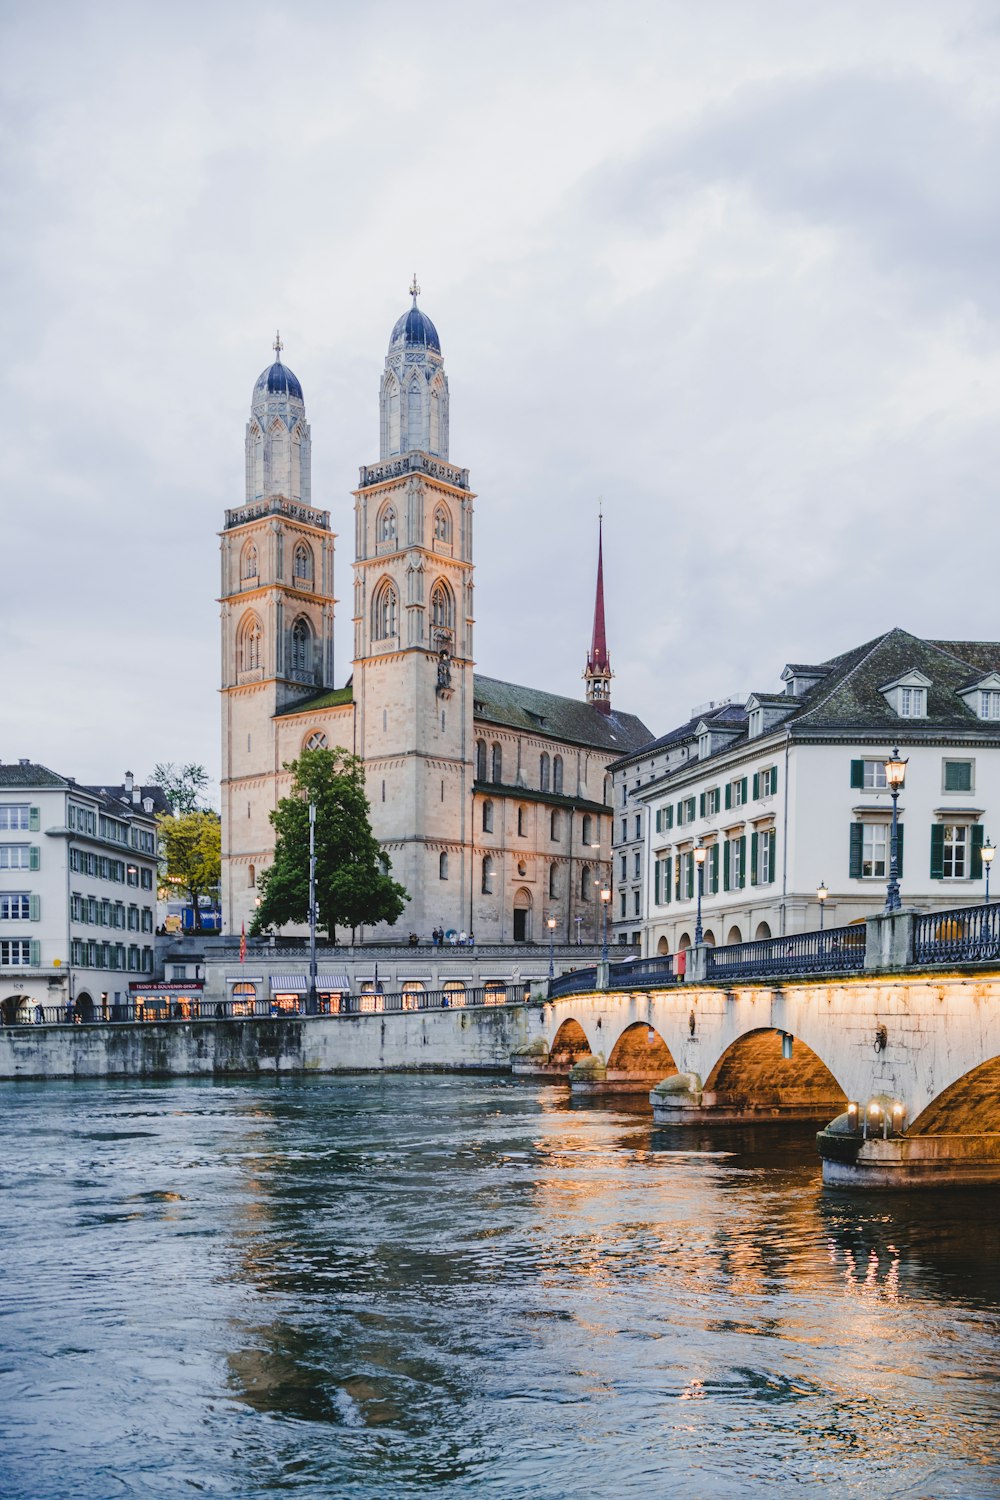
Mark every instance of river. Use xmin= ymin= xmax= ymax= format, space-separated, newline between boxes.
xmin=0 ymin=1075 xmax=998 ymax=1499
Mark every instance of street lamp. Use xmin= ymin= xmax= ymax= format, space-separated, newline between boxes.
xmin=883 ymin=747 xmax=908 ymax=913
xmin=693 ymin=840 xmax=707 ymax=945
xmin=816 ymin=880 xmax=828 ymax=930
xmin=306 ymin=801 xmax=318 ymax=1015
xmin=600 ymin=886 xmax=611 ymax=963
xmin=983 ymin=837 xmax=995 ymax=905
xmin=547 ymin=914 xmax=557 ymax=978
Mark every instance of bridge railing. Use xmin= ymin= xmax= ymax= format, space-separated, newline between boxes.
xmin=605 ymin=955 xmax=676 ymax=990
xmin=547 ymin=966 xmax=598 ymax=998
xmin=706 ymin=924 xmax=866 ymax=981
xmin=913 ymin=902 xmax=1000 ymax=965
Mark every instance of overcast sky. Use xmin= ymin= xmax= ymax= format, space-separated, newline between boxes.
xmin=5 ymin=0 xmax=1000 ymax=792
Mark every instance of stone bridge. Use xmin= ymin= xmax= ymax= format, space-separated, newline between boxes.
xmin=521 ymin=973 xmax=1000 ymax=1189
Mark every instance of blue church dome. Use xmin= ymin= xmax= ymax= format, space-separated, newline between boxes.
xmin=254 ymin=359 xmax=303 ymax=402
xmin=389 ymin=305 xmax=441 ymax=355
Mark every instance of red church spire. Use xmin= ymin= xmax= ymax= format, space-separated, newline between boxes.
xmin=584 ymin=510 xmax=613 ymax=715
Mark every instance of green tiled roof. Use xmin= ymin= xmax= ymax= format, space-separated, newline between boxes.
xmin=275 ymin=684 xmax=354 ymax=718
xmin=472 ymin=674 xmax=652 ymax=754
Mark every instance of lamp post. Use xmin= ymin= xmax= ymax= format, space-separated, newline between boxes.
xmin=547 ymin=914 xmax=557 ymax=978
xmin=883 ymin=747 xmax=908 ymax=913
xmin=306 ymin=801 xmax=318 ymax=1015
xmin=983 ymin=837 xmax=995 ymax=905
xmin=816 ymin=880 xmax=828 ymax=930
xmin=600 ymin=886 xmax=611 ymax=963
xmin=693 ymin=840 xmax=706 ymax=945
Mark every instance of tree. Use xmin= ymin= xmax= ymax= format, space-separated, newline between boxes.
xmin=158 ymin=810 xmax=221 ymax=932
xmin=150 ymin=762 xmax=211 ymax=814
xmin=251 ymin=748 xmax=408 ymax=941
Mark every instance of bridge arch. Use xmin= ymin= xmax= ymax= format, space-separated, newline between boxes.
xmin=606 ymin=1021 xmax=677 ymax=1076
xmin=703 ymin=1026 xmax=847 ymax=1118
xmin=550 ymin=1018 xmax=592 ymax=1063
xmin=909 ymin=1054 xmax=1000 ymax=1136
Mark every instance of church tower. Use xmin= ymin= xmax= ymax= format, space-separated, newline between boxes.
xmin=584 ymin=515 xmax=613 ymax=714
xmin=352 ymin=282 xmax=476 ymax=936
xmin=219 ymin=337 xmax=337 ymax=927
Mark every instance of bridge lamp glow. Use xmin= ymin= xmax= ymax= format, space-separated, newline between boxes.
xmin=847 ymin=1101 xmax=859 ymax=1128
xmin=599 ymin=887 xmax=612 ymax=964
xmin=892 ymin=1102 xmax=905 ymax=1134
xmin=883 ymin=748 xmax=908 ymax=914
xmin=982 ymin=837 xmax=995 ymax=905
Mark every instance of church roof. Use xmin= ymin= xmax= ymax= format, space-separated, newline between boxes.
xmin=274 ymin=685 xmax=354 ymax=717
xmin=472 ymin=674 xmax=651 ymax=753
xmin=389 ymin=306 xmax=441 ymax=355
xmin=254 ymin=359 xmax=303 ymax=402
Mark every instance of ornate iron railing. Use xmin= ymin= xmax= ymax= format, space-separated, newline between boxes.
xmin=913 ymin=902 xmax=1000 ymax=965
xmin=547 ymin=966 xmax=598 ymax=998
xmin=605 ymin=955 xmax=675 ymax=990
xmin=706 ymin=924 xmax=866 ymax=980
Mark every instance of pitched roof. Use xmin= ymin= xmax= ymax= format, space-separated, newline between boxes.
xmin=610 ymin=702 xmax=748 ymax=772
xmin=82 ymin=782 xmax=172 ymax=817
xmin=472 ymin=674 xmax=651 ymax=754
xmin=0 ymin=760 xmax=70 ymax=788
xmin=274 ymin=684 xmax=354 ymax=718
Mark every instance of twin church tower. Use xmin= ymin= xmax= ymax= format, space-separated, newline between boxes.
xmin=219 ymin=284 xmax=650 ymax=940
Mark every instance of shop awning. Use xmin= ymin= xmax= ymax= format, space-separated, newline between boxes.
xmin=269 ymin=974 xmax=308 ymax=994
xmin=317 ymin=973 xmax=350 ymax=991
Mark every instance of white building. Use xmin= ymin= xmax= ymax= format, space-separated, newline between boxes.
xmin=0 ymin=763 xmax=165 ymax=1022
xmin=611 ymin=630 xmax=1000 ymax=956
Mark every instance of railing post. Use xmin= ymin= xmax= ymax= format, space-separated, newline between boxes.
xmin=595 ymin=961 xmax=610 ymax=991
xmin=685 ymin=943 xmax=709 ymax=983
xmin=865 ymin=909 xmax=916 ymax=972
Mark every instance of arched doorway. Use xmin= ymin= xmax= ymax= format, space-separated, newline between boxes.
xmin=726 ymin=925 xmax=743 ymax=945
xmin=513 ymin=887 xmax=532 ymax=943
xmin=75 ymin=992 xmax=94 ymax=1023
xmin=1 ymin=995 xmax=25 ymax=1026
xmin=677 ymin=932 xmax=692 ymax=951
xmin=754 ymin=921 xmax=772 ymax=941
xmin=702 ymin=929 xmax=716 ymax=947
xmin=656 ymin=936 xmax=670 ymax=956
xmin=704 ymin=1027 xmax=846 ymax=1120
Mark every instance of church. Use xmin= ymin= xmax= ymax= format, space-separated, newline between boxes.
xmin=219 ymin=284 xmax=652 ymax=942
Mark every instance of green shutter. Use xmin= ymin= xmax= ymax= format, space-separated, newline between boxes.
xmin=849 ymin=822 xmax=863 ymax=878
xmin=676 ymin=800 xmax=683 ymax=825
xmin=699 ymin=792 xmax=706 ymax=819
xmin=740 ymin=777 xmax=748 ymax=803
xmin=896 ymin=823 xmax=905 ymax=879
xmin=971 ymin=823 xmax=985 ymax=879
xmin=29 ymin=846 xmax=40 ymax=871
xmin=770 ymin=766 xmax=778 ymax=796
xmin=725 ymin=783 xmax=732 ymax=810
xmin=750 ymin=831 xmax=759 ymax=885
xmin=654 ymin=810 xmax=661 ymax=833
xmin=29 ymin=939 xmax=40 ymax=966
xmin=767 ymin=830 xmax=776 ymax=884
xmin=850 ymin=760 xmax=864 ymax=789
xmin=665 ymin=805 xmax=673 ymax=829
xmin=686 ymin=857 xmax=694 ymax=900
xmin=665 ymin=856 xmax=672 ymax=903
xmin=930 ymin=823 xmax=945 ymax=880
xmin=723 ymin=840 xmax=731 ymax=891
xmin=654 ymin=861 xmax=661 ymax=904
xmin=710 ymin=843 xmax=719 ymax=894
xmin=29 ymin=894 xmax=40 ymax=921
xmin=739 ymin=835 xmax=746 ymax=888
xmin=29 ymin=806 xmax=40 ymax=832
xmin=752 ymin=772 xmax=760 ymax=800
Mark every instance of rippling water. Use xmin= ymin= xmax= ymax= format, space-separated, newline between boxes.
xmin=1 ymin=1075 xmax=998 ymax=1499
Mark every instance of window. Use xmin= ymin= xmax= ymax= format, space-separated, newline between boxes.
xmin=619 ymin=817 xmax=627 ymax=843
xmin=620 ymin=853 xmax=627 ymax=881
xmin=492 ymin=744 xmax=503 ymax=783
xmin=378 ymin=505 xmax=397 ymax=543
xmin=141 ymin=869 xmax=153 ymax=890
xmin=550 ymin=810 xmax=561 ymax=841
xmin=849 ymin=821 xmax=904 ymax=879
xmin=580 ymin=865 xmax=591 ymax=901
xmin=517 ymin=806 xmax=527 ymax=837
xmin=439 ymin=851 xmax=449 ymax=880
xmin=141 ymin=909 xmax=154 ymax=933
xmin=677 ymin=797 xmax=696 ymax=826
xmin=754 ymin=766 xmax=777 ymax=798
xmin=481 ymin=855 xmax=494 ymax=894
xmin=679 ymin=850 xmax=694 ymax=900
xmin=748 ymin=709 xmax=763 ymax=738
xmin=0 ymin=940 xmax=32 ymax=966
xmin=633 ymin=889 xmax=640 ymax=916
xmin=751 ymin=828 xmax=776 ymax=885
xmin=304 ymin=731 xmax=328 ymax=751
xmin=0 ymin=805 xmax=31 ymax=830
xmin=899 ymin=686 xmax=926 ymax=717
xmin=655 ymin=806 xmax=674 ymax=833
xmin=0 ymin=845 xmax=33 ymax=870
xmin=942 ymin=824 xmax=967 ymax=878
xmin=290 ymin=618 xmax=312 ymax=674
xmin=634 ymin=814 xmax=641 ymax=839
xmin=239 ymin=614 xmax=263 ymax=673
xmin=619 ymin=892 xmax=627 ymax=919
xmin=241 ymin=542 xmax=258 ymax=580
xmin=943 ymin=760 xmax=973 ymax=793
xmin=581 ymin=814 xmax=593 ymax=845
xmin=633 ymin=851 xmax=641 ymax=879
xmin=372 ymin=580 xmax=398 ymax=640
xmin=654 ymin=855 xmax=672 ymax=905
xmin=293 ymin=543 xmax=313 ymax=583
xmin=549 ymin=865 xmax=558 ymax=899
xmin=433 ymin=505 xmax=451 ymax=542
xmin=430 ymin=581 xmax=453 ymax=630
xmin=0 ymin=894 xmax=31 ymax=920
xmin=482 ymin=799 xmax=493 ymax=833
xmin=476 ymin=741 xmax=487 ymax=781
xmin=706 ymin=788 xmax=720 ymax=816
xmin=980 ymin=690 xmax=1000 ymax=719
xmin=539 ymin=753 xmax=550 ymax=792
xmin=851 ymin=759 xmax=888 ymax=790
xmin=553 ymin=756 xmax=564 ymax=795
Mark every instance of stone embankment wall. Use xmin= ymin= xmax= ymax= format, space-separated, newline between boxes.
xmin=0 ymin=1005 xmax=536 ymax=1081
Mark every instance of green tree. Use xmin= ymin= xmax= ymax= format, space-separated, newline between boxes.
xmin=151 ymin=762 xmax=211 ymax=814
xmin=251 ymin=748 xmax=408 ymax=941
xmin=158 ymin=810 xmax=221 ymax=932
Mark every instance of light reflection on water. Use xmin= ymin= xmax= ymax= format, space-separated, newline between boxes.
xmin=0 ymin=1075 xmax=998 ymax=1499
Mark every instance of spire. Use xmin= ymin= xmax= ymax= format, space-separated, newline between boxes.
xmin=273 ymin=329 xmax=283 ymax=361
xmin=584 ymin=508 xmax=613 ymax=715
xmin=409 ymin=273 xmax=420 ymax=305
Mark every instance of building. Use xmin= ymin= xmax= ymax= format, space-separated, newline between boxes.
xmin=220 ymin=290 xmax=651 ymax=941
xmin=610 ymin=629 xmax=1000 ymax=956
xmin=0 ymin=763 xmax=166 ymax=1022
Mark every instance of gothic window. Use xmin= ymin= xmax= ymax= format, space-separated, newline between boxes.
xmin=304 ymin=731 xmax=328 ymax=751
xmin=248 ymin=864 xmax=255 ymax=888
xmin=539 ymin=753 xmax=550 ymax=791
xmin=580 ymin=864 xmax=591 ymax=901
xmin=429 ymin=385 xmax=441 ymax=453
xmin=290 ymin=425 xmax=303 ymax=499
xmin=378 ymin=505 xmax=397 ymax=544
xmin=475 ymin=740 xmax=487 ymax=781
xmin=549 ymin=864 xmax=559 ymax=899
xmin=293 ymin=542 xmax=313 ymax=583
xmin=407 ymin=380 xmax=422 ymax=449
xmin=241 ymin=542 xmax=258 ymax=581
xmin=517 ymin=806 xmax=527 ymax=838
xmin=581 ymin=814 xmax=593 ymax=846
xmin=430 ymin=580 xmax=454 ymax=630
xmin=433 ymin=505 xmax=451 ymax=543
xmin=482 ymin=799 xmax=493 ymax=833
xmin=385 ymin=376 xmax=400 ymax=453
xmin=372 ymin=580 xmax=398 ymax=641
xmin=481 ymin=854 xmax=494 ymax=894
xmin=550 ymin=810 xmax=561 ymax=841
xmin=491 ymin=744 xmax=503 ymax=784
xmin=439 ymin=851 xmax=449 ymax=880
xmin=553 ymin=755 xmax=564 ymax=794
xmin=290 ymin=618 xmax=312 ymax=674
xmin=238 ymin=614 xmax=263 ymax=673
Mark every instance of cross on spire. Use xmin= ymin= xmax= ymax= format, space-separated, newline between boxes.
xmin=584 ymin=509 xmax=613 ymax=714
xmin=273 ymin=329 xmax=283 ymax=360
xmin=409 ymin=274 xmax=420 ymax=305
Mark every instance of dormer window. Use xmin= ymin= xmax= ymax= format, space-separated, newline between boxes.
xmin=748 ymin=709 xmax=763 ymax=738
xmin=981 ymin=690 xmax=1000 ymax=719
xmin=879 ymin=670 xmax=930 ymax=720
xmin=899 ymin=687 xmax=925 ymax=717
xmin=698 ymin=731 xmax=710 ymax=759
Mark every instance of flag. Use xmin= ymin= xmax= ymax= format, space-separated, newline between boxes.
xmin=240 ymin=922 xmax=246 ymax=963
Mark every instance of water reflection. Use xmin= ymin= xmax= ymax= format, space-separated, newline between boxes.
xmin=0 ymin=1075 xmax=998 ymax=1499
